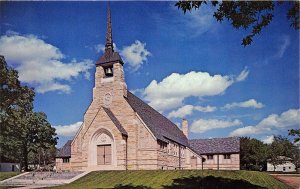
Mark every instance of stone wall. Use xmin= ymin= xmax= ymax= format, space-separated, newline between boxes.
xmin=201 ymin=153 xmax=240 ymax=170
xmin=55 ymin=158 xmax=71 ymax=171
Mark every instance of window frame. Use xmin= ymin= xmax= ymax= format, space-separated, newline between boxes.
xmin=223 ymin=154 xmax=231 ymax=159
xmin=62 ymin=157 xmax=70 ymax=163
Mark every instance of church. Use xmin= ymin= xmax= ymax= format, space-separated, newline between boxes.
xmin=56 ymin=4 xmax=240 ymax=171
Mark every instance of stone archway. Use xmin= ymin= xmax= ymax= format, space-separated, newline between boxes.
xmin=88 ymin=128 xmax=116 ymax=168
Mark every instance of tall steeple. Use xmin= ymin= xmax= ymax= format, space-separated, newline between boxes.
xmin=96 ymin=2 xmax=123 ymax=66
xmin=105 ymin=1 xmax=113 ymax=52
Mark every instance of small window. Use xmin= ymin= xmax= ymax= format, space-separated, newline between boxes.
xmin=289 ymin=167 xmax=291 ymax=169
xmin=207 ymin=155 xmax=213 ymax=160
xmin=283 ymin=167 xmax=286 ymax=171
xmin=63 ymin=158 xmax=70 ymax=163
xmin=224 ymin=154 xmax=231 ymax=159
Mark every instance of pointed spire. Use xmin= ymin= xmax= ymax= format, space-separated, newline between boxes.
xmin=96 ymin=1 xmax=123 ymax=66
xmin=105 ymin=1 xmax=113 ymax=52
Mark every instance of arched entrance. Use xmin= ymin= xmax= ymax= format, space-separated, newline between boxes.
xmin=88 ymin=128 xmax=116 ymax=168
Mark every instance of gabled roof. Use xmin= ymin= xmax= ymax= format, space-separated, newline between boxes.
xmin=56 ymin=140 xmax=72 ymax=158
xmin=189 ymin=137 xmax=240 ymax=155
xmin=96 ymin=50 xmax=123 ymax=66
xmin=102 ymin=106 xmax=128 ymax=136
xmin=126 ymin=91 xmax=189 ymax=146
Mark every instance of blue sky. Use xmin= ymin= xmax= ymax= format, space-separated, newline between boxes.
xmin=0 ymin=1 xmax=299 ymax=147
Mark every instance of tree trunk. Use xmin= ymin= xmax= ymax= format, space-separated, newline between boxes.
xmin=23 ymin=145 xmax=29 ymax=171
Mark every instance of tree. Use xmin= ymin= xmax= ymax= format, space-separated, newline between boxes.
xmin=0 ymin=55 xmax=57 ymax=171
xmin=175 ymin=1 xmax=299 ymax=46
xmin=19 ymin=112 xmax=57 ymax=170
xmin=267 ymin=135 xmax=299 ymax=171
xmin=240 ymin=137 xmax=268 ymax=171
xmin=288 ymin=129 xmax=300 ymax=144
xmin=0 ymin=55 xmax=34 ymax=163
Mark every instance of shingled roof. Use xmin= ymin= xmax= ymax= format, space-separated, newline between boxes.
xmin=126 ymin=91 xmax=189 ymax=146
xmin=102 ymin=106 xmax=128 ymax=136
xmin=56 ymin=140 xmax=72 ymax=158
xmin=189 ymin=137 xmax=240 ymax=155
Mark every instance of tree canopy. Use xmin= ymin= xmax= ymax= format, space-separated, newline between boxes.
xmin=289 ymin=129 xmax=300 ymax=144
xmin=240 ymin=137 xmax=268 ymax=171
xmin=0 ymin=55 xmax=57 ymax=170
xmin=175 ymin=1 xmax=299 ymax=46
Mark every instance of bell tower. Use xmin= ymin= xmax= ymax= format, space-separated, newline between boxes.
xmin=93 ymin=2 xmax=127 ymax=108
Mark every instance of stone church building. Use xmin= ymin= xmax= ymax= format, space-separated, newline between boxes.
xmin=56 ymin=4 xmax=240 ymax=171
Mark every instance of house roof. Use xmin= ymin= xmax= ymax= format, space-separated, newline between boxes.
xmin=56 ymin=140 xmax=72 ymax=158
xmin=189 ymin=137 xmax=240 ymax=155
xmin=126 ymin=91 xmax=189 ymax=146
xmin=102 ymin=106 xmax=128 ymax=136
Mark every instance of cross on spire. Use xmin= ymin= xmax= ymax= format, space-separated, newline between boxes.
xmin=105 ymin=1 xmax=113 ymax=52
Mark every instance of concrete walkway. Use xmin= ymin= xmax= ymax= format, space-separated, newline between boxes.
xmin=0 ymin=171 xmax=91 ymax=188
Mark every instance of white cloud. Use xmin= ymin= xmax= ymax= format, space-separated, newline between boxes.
xmin=95 ymin=43 xmax=105 ymax=53
xmin=230 ymin=109 xmax=300 ymax=136
xmin=143 ymin=69 xmax=246 ymax=112
xmin=166 ymin=4 xmax=216 ymax=38
xmin=276 ymin=35 xmax=290 ymax=58
xmin=223 ymin=99 xmax=264 ymax=110
xmin=168 ymin=105 xmax=194 ymax=118
xmin=121 ymin=40 xmax=151 ymax=71
xmin=95 ymin=43 xmax=118 ymax=53
xmin=261 ymin=135 xmax=274 ymax=144
xmin=236 ymin=67 xmax=249 ymax=82
xmin=191 ymin=118 xmax=242 ymax=133
xmin=95 ymin=40 xmax=151 ymax=71
xmin=168 ymin=104 xmax=217 ymax=118
xmin=194 ymin=105 xmax=217 ymax=113
xmin=53 ymin=121 xmax=82 ymax=137
xmin=0 ymin=33 xmax=93 ymax=93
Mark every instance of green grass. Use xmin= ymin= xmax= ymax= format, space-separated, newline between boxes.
xmin=0 ymin=172 xmax=19 ymax=181
xmin=50 ymin=170 xmax=289 ymax=189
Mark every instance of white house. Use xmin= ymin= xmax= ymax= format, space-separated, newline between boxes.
xmin=267 ymin=156 xmax=296 ymax=172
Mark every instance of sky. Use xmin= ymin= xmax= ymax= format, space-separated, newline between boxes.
xmin=0 ymin=1 xmax=299 ymax=148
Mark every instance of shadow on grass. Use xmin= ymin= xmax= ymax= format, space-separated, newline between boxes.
xmin=105 ymin=184 xmax=152 ymax=189
xmin=96 ymin=175 xmax=267 ymax=189
xmin=163 ymin=175 xmax=267 ymax=189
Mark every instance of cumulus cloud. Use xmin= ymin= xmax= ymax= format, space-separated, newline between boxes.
xmin=120 ymin=40 xmax=151 ymax=71
xmin=223 ymin=99 xmax=264 ymax=110
xmin=194 ymin=105 xmax=217 ymax=113
xmin=230 ymin=109 xmax=300 ymax=136
xmin=95 ymin=40 xmax=151 ymax=71
xmin=168 ymin=104 xmax=217 ymax=118
xmin=53 ymin=121 xmax=82 ymax=137
xmin=0 ymin=33 xmax=93 ymax=93
xmin=191 ymin=119 xmax=242 ymax=133
xmin=261 ymin=135 xmax=274 ymax=144
xmin=143 ymin=69 xmax=247 ymax=112
xmin=168 ymin=105 xmax=194 ymax=118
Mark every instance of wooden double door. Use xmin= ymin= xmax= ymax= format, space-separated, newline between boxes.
xmin=97 ymin=144 xmax=112 ymax=165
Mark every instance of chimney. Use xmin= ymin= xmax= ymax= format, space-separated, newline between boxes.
xmin=182 ymin=118 xmax=189 ymax=139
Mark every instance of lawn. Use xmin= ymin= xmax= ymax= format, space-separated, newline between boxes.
xmin=50 ymin=170 xmax=289 ymax=189
xmin=0 ymin=172 xmax=19 ymax=181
